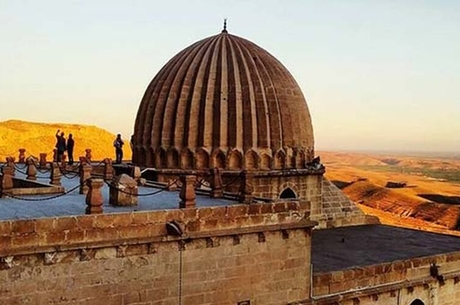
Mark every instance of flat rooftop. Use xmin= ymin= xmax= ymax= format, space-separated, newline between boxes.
xmin=0 ymin=170 xmax=236 ymax=221
xmin=312 ymin=224 xmax=460 ymax=273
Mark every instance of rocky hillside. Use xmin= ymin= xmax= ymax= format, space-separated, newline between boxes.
xmin=0 ymin=120 xmax=132 ymax=161
xmin=321 ymin=151 xmax=460 ymax=231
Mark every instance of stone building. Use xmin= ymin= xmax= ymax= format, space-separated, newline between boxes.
xmin=1 ymin=27 xmax=460 ymax=305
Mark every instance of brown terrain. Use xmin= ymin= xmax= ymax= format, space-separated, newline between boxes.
xmin=0 ymin=120 xmax=132 ymax=161
xmin=320 ymin=150 xmax=460 ymax=235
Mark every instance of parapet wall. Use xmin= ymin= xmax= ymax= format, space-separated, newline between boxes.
xmin=310 ymin=251 xmax=460 ymax=305
xmin=0 ymin=202 xmax=313 ymax=305
xmin=0 ymin=201 xmax=310 ymax=256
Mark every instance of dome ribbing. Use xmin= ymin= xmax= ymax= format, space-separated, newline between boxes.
xmin=132 ymin=31 xmax=314 ymax=170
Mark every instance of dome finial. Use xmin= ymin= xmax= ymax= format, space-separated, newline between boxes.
xmin=222 ymin=18 xmax=228 ymax=33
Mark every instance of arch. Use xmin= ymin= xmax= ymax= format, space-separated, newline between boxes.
xmin=167 ymin=148 xmax=179 ymax=168
xmin=295 ymin=150 xmax=305 ymax=168
xmin=410 ymin=300 xmax=425 ymax=305
xmin=132 ymin=146 xmax=139 ymax=164
xmin=280 ymin=187 xmax=297 ymax=199
xmin=228 ymin=150 xmax=243 ymax=170
xmin=181 ymin=148 xmax=194 ymax=169
xmin=260 ymin=153 xmax=272 ymax=170
xmin=245 ymin=149 xmax=259 ymax=170
xmin=274 ymin=149 xmax=286 ymax=169
xmin=196 ymin=148 xmax=210 ymax=170
xmin=212 ymin=149 xmax=226 ymax=169
xmin=285 ymin=147 xmax=295 ymax=168
xmin=139 ymin=147 xmax=147 ymax=166
xmin=146 ymin=147 xmax=155 ymax=167
xmin=155 ymin=147 xmax=167 ymax=168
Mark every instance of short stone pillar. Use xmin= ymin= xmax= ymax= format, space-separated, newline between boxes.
xmin=79 ymin=163 xmax=92 ymax=195
xmin=103 ymin=158 xmax=114 ymax=181
xmin=179 ymin=175 xmax=196 ymax=208
xmin=79 ymin=156 xmax=87 ymax=165
xmin=26 ymin=158 xmax=37 ymax=180
xmin=39 ymin=153 xmax=47 ymax=168
xmin=50 ymin=162 xmax=61 ymax=186
xmin=53 ymin=149 xmax=57 ymax=162
xmin=85 ymin=179 xmax=104 ymax=214
xmin=0 ymin=165 xmax=14 ymax=196
xmin=109 ymin=174 xmax=138 ymax=206
xmin=239 ymin=171 xmax=253 ymax=204
xmin=85 ymin=149 xmax=92 ymax=163
xmin=209 ymin=168 xmax=223 ymax=198
xmin=6 ymin=157 xmax=15 ymax=177
xmin=131 ymin=166 xmax=141 ymax=184
xmin=18 ymin=149 xmax=26 ymax=163
xmin=60 ymin=154 xmax=67 ymax=169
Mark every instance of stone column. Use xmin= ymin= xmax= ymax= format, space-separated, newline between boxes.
xmin=131 ymin=166 xmax=141 ymax=184
xmin=26 ymin=158 xmax=37 ymax=180
xmin=103 ymin=158 xmax=114 ymax=181
xmin=239 ymin=171 xmax=254 ymax=204
xmin=50 ymin=162 xmax=61 ymax=186
xmin=39 ymin=153 xmax=47 ymax=168
xmin=18 ymin=149 xmax=26 ymax=163
xmin=179 ymin=175 xmax=196 ymax=208
xmin=85 ymin=149 xmax=92 ymax=163
xmin=60 ymin=154 xmax=67 ymax=169
xmin=85 ymin=179 xmax=104 ymax=214
xmin=0 ymin=165 xmax=14 ymax=196
xmin=79 ymin=163 xmax=92 ymax=195
xmin=210 ymin=168 xmax=223 ymax=198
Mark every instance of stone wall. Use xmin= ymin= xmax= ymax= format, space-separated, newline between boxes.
xmin=0 ymin=202 xmax=313 ymax=305
xmin=219 ymin=170 xmax=323 ymax=216
xmin=313 ymin=179 xmax=380 ymax=229
xmin=307 ymin=251 xmax=460 ymax=305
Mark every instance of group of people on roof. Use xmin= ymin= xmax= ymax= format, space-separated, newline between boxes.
xmin=54 ymin=130 xmax=125 ymax=165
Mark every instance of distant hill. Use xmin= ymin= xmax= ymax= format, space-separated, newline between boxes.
xmin=0 ymin=120 xmax=132 ymax=161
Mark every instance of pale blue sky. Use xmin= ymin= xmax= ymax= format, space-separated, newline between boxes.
xmin=1 ymin=0 xmax=459 ymax=153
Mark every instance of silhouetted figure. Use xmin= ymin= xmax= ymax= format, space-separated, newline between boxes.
xmin=55 ymin=130 xmax=66 ymax=162
xmin=67 ymin=134 xmax=75 ymax=165
xmin=113 ymin=134 xmax=124 ymax=164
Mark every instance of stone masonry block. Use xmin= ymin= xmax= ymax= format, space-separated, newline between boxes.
xmin=11 ymin=219 xmax=35 ymax=235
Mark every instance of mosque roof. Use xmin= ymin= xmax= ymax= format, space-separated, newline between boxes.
xmin=312 ymin=224 xmax=460 ymax=273
xmin=0 ymin=171 xmax=236 ymax=221
xmin=132 ymin=27 xmax=314 ymax=170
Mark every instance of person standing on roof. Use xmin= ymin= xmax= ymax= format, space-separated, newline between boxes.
xmin=113 ymin=134 xmax=124 ymax=164
xmin=55 ymin=129 xmax=66 ymax=162
xmin=67 ymin=134 xmax=75 ymax=165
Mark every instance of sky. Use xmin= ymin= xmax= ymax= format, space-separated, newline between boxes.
xmin=1 ymin=0 xmax=459 ymax=153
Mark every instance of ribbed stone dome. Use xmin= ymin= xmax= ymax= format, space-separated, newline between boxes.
xmin=132 ymin=30 xmax=314 ymax=170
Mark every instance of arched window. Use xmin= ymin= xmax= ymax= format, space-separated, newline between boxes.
xmin=410 ymin=299 xmax=425 ymax=305
xmin=280 ymin=187 xmax=297 ymax=199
